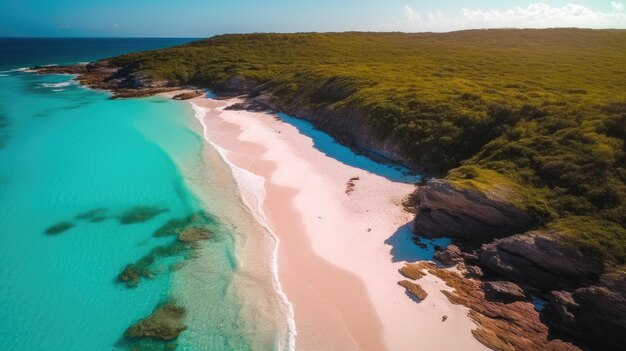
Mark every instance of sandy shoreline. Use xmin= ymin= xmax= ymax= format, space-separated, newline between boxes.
xmin=177 ymin=91 xmax=487 ymax=351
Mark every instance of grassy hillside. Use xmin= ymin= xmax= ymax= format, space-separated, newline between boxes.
xmin=109 ymin=29 xmax=626 ymax=264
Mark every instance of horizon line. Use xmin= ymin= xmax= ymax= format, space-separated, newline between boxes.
xmin=2 ymin=27 xmax=626 ymax=39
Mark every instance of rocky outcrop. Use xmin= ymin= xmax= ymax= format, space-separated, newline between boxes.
xmin=546 ymin=271 xmax=626 ymax=350
xmin=400 ymin=261 xmax=580 ymax=351
xmin=172 ymin=90 xmax=204 ymax=100
xmin=434 ymin=244 xmax=463 ymax=266
xmin=33 ymin=62 xmax=177 ymax=99
xmin=483 ymin=281 xmax=526 ymax=302
xmin=479 ymin=232 xmax=602 ymax=291
xmin=398 ymin=263 xmax=427 ymax=280
xmin=412 ymin=179 xmax=532 ymax=242
xmin=125 ymin=303 xmax=187 ymax=340
xmin=398 ymin=280 xmax=428 ymax=301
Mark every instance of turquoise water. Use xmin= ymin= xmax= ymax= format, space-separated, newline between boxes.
xmin=0 ymin=69 xmax=257 ymax=349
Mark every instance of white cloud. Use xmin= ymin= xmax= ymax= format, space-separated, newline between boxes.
xmin=404 ymin=5 xmax=423 ymax=26
xmin=403 ymin=2 xmax=626 ymax=31
xmin=113 ymin=22 xmax=120 ymax=29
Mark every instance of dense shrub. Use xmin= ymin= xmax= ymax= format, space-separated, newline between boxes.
xmin=108 ymin=29 xmax=626 ymax=264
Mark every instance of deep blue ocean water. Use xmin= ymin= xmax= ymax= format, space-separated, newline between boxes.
xmin=0 ymin=38 xmax=270 ymax=351
xmin=0 ymin=38 xmax=196 ymax=70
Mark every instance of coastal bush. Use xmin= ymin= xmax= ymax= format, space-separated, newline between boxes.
xmin=107 ymin=29 xmax=626 ymax=264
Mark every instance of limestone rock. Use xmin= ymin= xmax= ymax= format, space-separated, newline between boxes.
xmin=398 ymin=280 xmax=428 ymax=301
xmin=398 ymin=263 xmax=427 ymax=280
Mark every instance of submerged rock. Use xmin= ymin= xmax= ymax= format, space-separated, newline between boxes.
xmin=125 ymin=303 xmax=187 ymax=341
xmin=75 ymin=208 xmax=108 ymax=222
xmin=412 ymin=179 xmax=532 ymax=242
xmin=178 ymin=227 xmax=212 ymax=242
xmin=118 ymin=264 xmax=154 ymax=288
xmin=118 ymin=242 xmax=191 ymax=287
xmin=153 ymin=211 xmax=214 ymax=237
xmin=119 ymin=206 xmax=168 ymax=225
xmin=44 ymin=221 xmax=75 ymax=235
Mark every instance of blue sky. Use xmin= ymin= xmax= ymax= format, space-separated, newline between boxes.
xmin=0 ymin=0 xmax=624 ymax=37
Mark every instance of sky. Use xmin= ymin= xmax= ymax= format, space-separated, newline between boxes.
xmin=0 ymin=0 xmax=624 ymax=37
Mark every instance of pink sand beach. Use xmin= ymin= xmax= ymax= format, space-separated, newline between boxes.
xmin=182 ymin=92 xmax=488 ymax=351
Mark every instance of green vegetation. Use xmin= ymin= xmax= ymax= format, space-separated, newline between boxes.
xmin=108 ymin=29 xmax=626 ymax=264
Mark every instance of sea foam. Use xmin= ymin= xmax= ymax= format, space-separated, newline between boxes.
xmin=41 ymin=81 xmax=72 ymax=88
xmin=191 ymin=102 xmax=297 ymax=351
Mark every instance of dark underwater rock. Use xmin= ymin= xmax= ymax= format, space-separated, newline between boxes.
xmin=125 ymin=303 xmax=187 ymax=341
xmin=118 ymin=264 xmax=154 ymax=288
xmin=178 ymin=227 xmax=211 ymax=243
xmin=44 ymin=221 xmax=75 ymax=235
xmin=119 ymin=206 xmax=168 ymax=225
xmin=75 ymin=208 xmax=108 ymax=222
xmin=153 ymin=211 xmax=213 ymax=237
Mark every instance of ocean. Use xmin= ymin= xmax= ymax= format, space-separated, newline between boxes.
xmin=0 ymin=38 xmax=291 ymax=350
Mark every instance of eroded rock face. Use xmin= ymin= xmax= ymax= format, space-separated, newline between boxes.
xmin=434 ymin=244 xmax=463 ymax=266
xmin=400 ymin=261 xmax=580 ymax=351
xmin=125 ymin=303 xmax=187 ymax=341
xmin=412 ymin=180 xmax=532 ymax=242
xmin=547 ymin=272 xmax=626 ymax=350
xmin=479 ymin=232 xmax=602 ymax=291
xmin=483 ymin=280 xmax=526 ymax=302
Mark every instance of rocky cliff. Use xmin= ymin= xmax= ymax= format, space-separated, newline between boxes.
xmin=479 ymin=233 xmax=602 ymax=291
xmin=410 ymin=179 xmax=533 ymax=242
xmin=410 ymin=179 xmax=625 ymax=350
